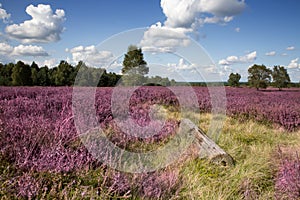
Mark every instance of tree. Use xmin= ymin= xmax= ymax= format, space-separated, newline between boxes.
xmin=248 ymin=64 xmax=272 ymax=90
xmin=0 ymin=63 xmax=13 ymax=86
xmin=228 ymin=73 xmax=241 ymax=87
xmin=272 ymin=65 xmax=291 ymax=90
xmin=37 ymin=66 xmax=50 ymax=86
xmin=54 ymin=61 xmax=74 ymax=86
xmin=49 ymin=67 xmax=58 ymax=86
xmin=74 ymin=61 xmax=93 ymax=86
xmin=11 ymin=61 xmax=32 ymax=86
xmin=31 ymin=62 xmax=39 ymax=85
xmin=122 ymin=45 xmax=148 ymax=86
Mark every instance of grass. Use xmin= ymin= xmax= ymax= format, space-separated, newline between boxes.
xmin=178 ymin=114 xmax=300 ymax=199
xmin=1 ymin=114 xmax=300 ymax=199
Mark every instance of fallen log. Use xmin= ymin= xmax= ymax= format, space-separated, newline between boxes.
xmin=181 ymin=119 xmax=235 ymax=166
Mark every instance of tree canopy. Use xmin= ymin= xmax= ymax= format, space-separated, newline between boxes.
xmin=0 ymin=60 xmax=121 ymax=87
xmin=228 ymin=73 xmax=241 ymax=87
xmin=12 ymin=61 xmax=32 ymax=86
xmin=272 ymin=65 xmax=291 ymax=90
xmin=122 ymin=45 xmax=148 ymax=75
xmin=121 ymin=45 xmax=149 ymax=86
xmin=248 ymin=64 xmax=272 ymax=90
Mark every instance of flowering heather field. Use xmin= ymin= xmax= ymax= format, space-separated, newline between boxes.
xmin=224 ymin=87 xmax=300 ymax=131
xmin=0 ymin=86 xmax=299 ymax=199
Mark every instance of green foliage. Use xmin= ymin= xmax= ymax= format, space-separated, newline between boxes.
xmin=12 ymin=61 xmax=32 ymax=86
xmin=272 ymin=65 xmax=291 ymax=90
xmin=122 ymin=45 xmax=148 ymax=76
xmin=248 ymin=64 xmax=272 ymax=90
xmin=54 ymin=60 xmax=75 ymax=86
xmin=0 ymin=63 xmax=13 ymax=86
xmin=121 ymin=45 xmax=148 ymax=86
xmin=74 ymin=61 xmax=99 ymax=86
xmin=74 ymin=61 xmax=121 ymax=87
xmin=31 ymin=62 xmax=39 ymax=86
xmin=0 ymin=60 xmax=121 ymax=87
xmin=49 ymin=67 xmax=58 ymax=86
xmin=37 ymin=66 xmax=50 ymax=86
xmin=228 ymin=73 xmax=241 ymax=87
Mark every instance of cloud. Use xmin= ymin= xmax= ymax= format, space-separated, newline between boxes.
xmin=140 ymin=22 xmax=191 ymax=53
xmin=265 ymin=51 xmax=276 ymax=56
xmin=0 ymin=3 xmax=10 ymax=23
xmin=140 ymin=0 xmax=246 ymax=53
xmin=0 ymin=42 xmax=49 ymax=63
xmin=41 ymin=58 xmax=57 ymax=68
xmin=219 ymin=51 xmax=257 ymax=65
xmin=166 ymin=58 xmax=226 ymax=77
xmin=0 ymin=42 xmax=14 ymax=55
xmin=167 ymin=58 xmax=196 ymax=71
xmin=197 ymin=15 xmax=234 ymax=26
xmin=67 ymin=45 xmax=115 ymax=67
xmin=287 ymin=58 xmax=300 ymax=69
xmin=12 ymin=45 xmax=49 ymax=56
xmin=286 ymin=46 xmax=295 ymax=51
xmin=161 ymin=0 xmax=246 ymax=28
xmin=27 ymin=58 xmax=57 ymax=68
xmin=235 ymin=27 xmax=240 ymax=32
xmin=218 ymin=59 xmax=229 ymax=66
xmin=5 ymin=4 xmax=65 ymax=43
xmin=240 ymin=51 xmax=257 ymax=62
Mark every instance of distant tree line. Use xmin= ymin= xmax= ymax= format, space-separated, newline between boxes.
xmin=228 ymin=64 xmax=299 ymax=90
xmin=0 ymin=60 xmax=122 ymax=87
xmin=0 ymin=59 xmax=175 ymax=87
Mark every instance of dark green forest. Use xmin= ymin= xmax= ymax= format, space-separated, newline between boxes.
xmin=0 ymin=60 xmax=121 ymax=87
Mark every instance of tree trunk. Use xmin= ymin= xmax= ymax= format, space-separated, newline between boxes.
xmin=181 ymin=119 xmax=235 ymax=166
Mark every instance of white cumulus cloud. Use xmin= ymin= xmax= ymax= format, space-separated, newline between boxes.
xmin=0 ymin=42 xmax=14 ymax=55
xmin=12 ymin=45 xmax=49 ymax=56
xmin=0 ymin=3 xmax=10 ymax=23
xmin=239 ymin=51 xmax=257 ymax=62
xmin=42 ymin=58 xmax=57 ymax=68
xmin=227 ymin=56 xmax=239 ymax=62
xmin=5 ymin=4 xmax=65 ymax=43
xmin=67 ymin=45 xmax=115 ymax=67
xmin=0 ymin=42 xmax=48 ymax=57
xmin=219 ymin=51 xmax=257 ymax=65
xmin=286 ymin=46 xmax=295 ymax=51
xmin=140 ymin=0 xmax=246 ymax=53
xmin=167 ymin=58 xmax=196 ymax=71
xmin=140 ymin=22 xmax=191 ymax=53
xmin=161 ymin=0 xmax=246 ymax=28
xmin=265 ymin=51 xmax=276 ymax=56
xmin=287 ymin=58 xmax=300 ymax=69
xmin=235 ymin=27 xmax=240 ymax=32
xmin=0 ymin=42 xmax=49 ymax=63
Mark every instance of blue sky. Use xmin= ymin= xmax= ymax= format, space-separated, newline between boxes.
xmin=0 ymin=0 xmax=299 ymax=82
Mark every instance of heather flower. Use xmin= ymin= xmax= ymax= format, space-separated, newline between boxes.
xmin=275 ymin=158 xmax=300 ymax=199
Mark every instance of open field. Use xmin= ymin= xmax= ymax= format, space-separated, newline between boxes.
xmin=0 ymin=86 xmax=300 ymax=199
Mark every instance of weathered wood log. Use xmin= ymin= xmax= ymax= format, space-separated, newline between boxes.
xmin=181 ymin=119 xmax=235 ymax=166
